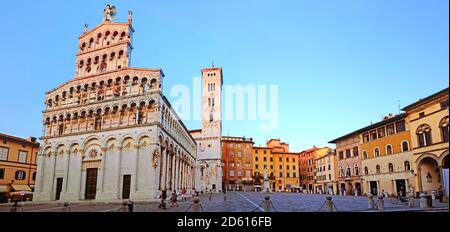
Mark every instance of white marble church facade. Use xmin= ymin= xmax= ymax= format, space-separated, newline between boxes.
xmin=33 ymin=6 xmax=196 ymax=202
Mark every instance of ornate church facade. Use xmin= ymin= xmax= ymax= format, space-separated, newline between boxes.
xmin=33 ymin=6 xmax=197 ymax=202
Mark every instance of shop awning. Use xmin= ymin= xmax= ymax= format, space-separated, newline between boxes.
xmin=0 ymin=185 xmax=8 ymax=193
xmin=11 ymin=185 xmax=32 ymax=192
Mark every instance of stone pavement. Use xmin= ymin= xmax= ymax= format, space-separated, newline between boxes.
xmin=0 ymin=191 xmax=448 ymax=212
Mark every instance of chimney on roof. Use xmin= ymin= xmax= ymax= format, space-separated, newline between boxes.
xmin=27 ymin=137 xmax=37 ymax=143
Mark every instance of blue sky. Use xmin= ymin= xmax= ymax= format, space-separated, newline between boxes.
xmin=0 ymin=0 xmax=448 ymax=152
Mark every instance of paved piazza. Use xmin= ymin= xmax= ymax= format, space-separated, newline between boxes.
xmin=0 ymin=191 xmax=448 ymax=212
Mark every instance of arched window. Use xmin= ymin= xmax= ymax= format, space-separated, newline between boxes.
xmin=363 ymin=150 xmax=368 ymax=160
xmin=386 ymin=145 xmax=393 ymax=155
xmin=229 ymin=152 xmax=234 ymax=158
xmin=402 ymin=141 xmax=409 ymax=152
xmin=209 ymin=113 xmax=213 ymax=122
xmin=15 ymin=170 xmax=26 ymax=180
xmin=208 ymin=98 xmax=211 ymax=107
xmin=440 ymin=117 xmax=449 ymax=142
xmin=374 ymin=148 xmax=380 ymax=157
xmin=388 ymin=163 xmax=394 ymax=173
xmin=404 ymin=161 xmax=411 ymax=171
xmin=355 ymin=165 xmax=360 ymax=176
xmin=417 ymin=124 xmax=432 ymax=147
xmin=346 ymin=166 xmax=351 ymax=177
xmin=376 ymin=165 xmax=381 ymax=174
xmin=364 ymin=167 xmax=369 ymax=175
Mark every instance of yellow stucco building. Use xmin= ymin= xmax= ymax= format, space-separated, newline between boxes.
xmin=402 ymin=88 xmax=449 ymax=198
xmin=0 ymin=133 xmax=40 ymax=202
xmin=359 ymin=113 xmax=415 ymax=196
xmin=253 ymin=139 xmax=300 ymax=192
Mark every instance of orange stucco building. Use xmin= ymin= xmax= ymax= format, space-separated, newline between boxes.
xmin=221 ymin=136 xmax=254 ymax=191
xmin=0 ymin=133 xmax=39 ymax=202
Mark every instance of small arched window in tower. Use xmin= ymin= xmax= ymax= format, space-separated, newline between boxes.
xmin=212 ymin=98 xmax=215 ymax=106
xmin=120 ymin=31 xmax=126 ymax=40
xmin=386 ymin=145 xmax=393 ymax=155
xmin=208 ymin=98 xmax=211 ymax=107
xmin=388 ymin=163 xmax=394 ymax=173
xmin=112 ymin=31 xmax=118 ymax=40
xmin=402 ymin=141 xmax=409 ymax=152
xmin=209 ymin=113 xmax=214 ymax=122
xmin=89 ymin=38 xmax=94 ymax=48
xmin=376 ymin=165 xmax=381 ymax=174
xmin=374 ymin=148 xmax=380 ymax=157
xmin=404 ymin=161 xmax=411 ymax=171
xmin=97 ymin=33 xmax=102 ymax=43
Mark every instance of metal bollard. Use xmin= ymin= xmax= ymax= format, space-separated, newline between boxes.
xmin=325 ymin=196 xmax=333 ymax=212
xmin=128 ymin=200 xmax=134 ymax=212
xmin=191 ymin=197 xmax=203 ymax=212
xmin=367 ymin=194 xmax=376 ymax=210
xmin=62 ymin=202 xmax=71 ymax=212
xmin=263 ymin=195 xmax=272 ymax=212
xmin=419 ymin=193 xmax=429 ymax=209
xmin=377 ymin=195 xmax=384 ymax=211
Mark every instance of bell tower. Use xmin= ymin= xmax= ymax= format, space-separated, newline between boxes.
xmin=201 ymin=66 xmax=222 ymax=138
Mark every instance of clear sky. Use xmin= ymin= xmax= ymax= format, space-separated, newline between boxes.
xmin=0 ymin=0 xmax=448 ymax=152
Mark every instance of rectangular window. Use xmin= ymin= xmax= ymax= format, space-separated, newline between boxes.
xmin=255 ymin=164 xmax=259 ymax=169
xmin=270 ymin=165 xmax=273 ymax=169
xmin=0 ymin=168 xmax=4 ymax=179
xmin=270 ymin=157 xmax=273 ymax=162
xmin=279 ymin=165 xmax=282 ymax=169
xmin=386 ymin=124 xmax=395 ymax=136
xmin=246 ymin=170 xmax=251 ymax=177
xmin=396 ymin=121 xmax=406 ymax=133
xmin=18 ymin=151 xmax=28 ymax=163
xmin=419 ymin=112 xmax=425 ymax=118
xmin=279 ymin=157 xmax=282 ymax=162
xmin=363 ymin=133 xmax=370 ymax=143
xmin=237 ymin=171 xmax=242 ymax=177
xmin=237 ymin=152 xmax=242 ymax=157
xmin=377 ymin=127 xmax=385 ymax=138
xmin=286 ymin=165 xmax=290 ymax=170
xmin=0 ymin=147 xmax=8 ymax=161
xmin=229 ymin=170 xmax=234 ymax=177
xmin=352 ymin=147 xmax=359 ymax=157
xmin=263 ymin=150 xmax=266 ymax=154
xmin=441 ymin=100 xmax=449 ymax=109
xmin=370 ymin=130 xmax=377 ymax=140
xmin=286 ymin=158 xmax=289 ymax=162
xmin=339 ymin=151 xmax=344 ymax=160
xmin=345 ymin=149 xmax=351 ymax=158
xmin=263 ymin=157 xmax=267 ymax=162
xmin=255 ymin=157 xmax=258 ymax=161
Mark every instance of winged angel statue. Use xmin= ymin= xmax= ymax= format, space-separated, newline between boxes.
xmin=103 ymin=4 xmax=117 ymax=22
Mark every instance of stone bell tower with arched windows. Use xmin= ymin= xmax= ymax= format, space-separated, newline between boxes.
xmin=191 ymin=65 xmax=223 ymax=192
xmin=33 ymin=5 xmax=197 ymax=202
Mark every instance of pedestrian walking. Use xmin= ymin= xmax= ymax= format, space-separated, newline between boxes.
xmin=171 ymin=190 xmax=179 ymax=207
xmin=158 ymin=189 xmax=167 ymax=209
